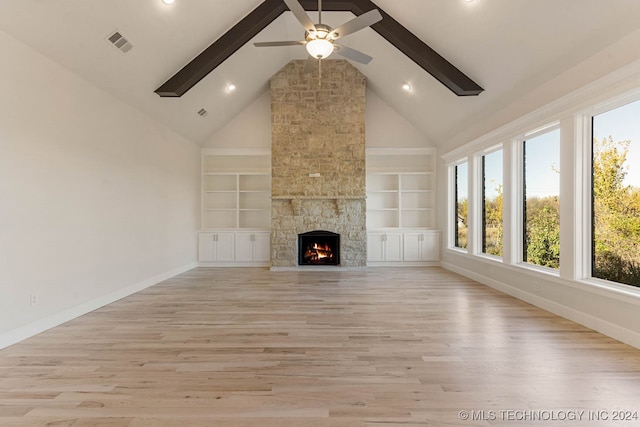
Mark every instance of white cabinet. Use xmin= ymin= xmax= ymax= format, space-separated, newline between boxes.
xmin=199 ymin=231 xmax=270 ymax=266
xmin=198 ymin=232 xmax=235 ymax=262
xmin=367 ymin=231 xmax=440 ymax=265
xmin=403 ymin=231 xmax=439 ymax=262
xmin=367 ymin=232 xmax=403 ymax=262
xmin=235 ymin=232 xmax=270 ymax=263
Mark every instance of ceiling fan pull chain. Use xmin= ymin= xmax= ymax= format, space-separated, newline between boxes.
xmin=318 ymin=57 xmax=322 ymax=86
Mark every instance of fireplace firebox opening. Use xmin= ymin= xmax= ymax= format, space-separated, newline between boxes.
xmin=298 ymin=230 xmax=340 ymax=266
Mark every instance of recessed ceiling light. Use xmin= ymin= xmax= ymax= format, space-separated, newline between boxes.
xmin=402 ymin=82 xmax=412 ymax=92
xmin=226 ymin=83 xmax=237 ymax=93
xmin=162 ymin=0 xmax=175 ymax=5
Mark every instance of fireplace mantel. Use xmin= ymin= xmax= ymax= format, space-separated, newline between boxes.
xmin=272 ymin=196 xmax=364 ymax=216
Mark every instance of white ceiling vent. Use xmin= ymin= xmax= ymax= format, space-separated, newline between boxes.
xmin=106 ymin=30 xmax=133 ymax=54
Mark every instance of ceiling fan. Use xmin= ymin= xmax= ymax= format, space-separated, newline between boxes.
xmin=254 ymin=0 xmax=382 ymax=75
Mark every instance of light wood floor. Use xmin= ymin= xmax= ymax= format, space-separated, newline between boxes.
xmin=1 ymin=267 xmax=639 ymax=427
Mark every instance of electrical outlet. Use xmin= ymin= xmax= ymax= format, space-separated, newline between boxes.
xmin=29 ymin=294 xmax=38 ymax=306
xmin=533 ymin=281 xmax=541 ymax=294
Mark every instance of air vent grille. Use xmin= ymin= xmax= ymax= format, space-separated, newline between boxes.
xmin=106 ymin=30 xmax=133 ymax=54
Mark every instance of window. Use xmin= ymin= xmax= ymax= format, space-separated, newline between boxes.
xmin=592 ymin=99 xmax=640 ymax=288
xmin=454 ymin=162 xmax=468 ymax=249
xmin=523 ymin=129 xmax=560 ymax=268
xmin=482 ymin=149 xmax=503 ymax=256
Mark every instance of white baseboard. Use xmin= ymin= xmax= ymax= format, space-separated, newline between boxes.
xmin=0 ymin=262 xmax=197 ymax=350
xmin=442 ymin=261 xmax=640 ymax=350
xmin=366 ymin=261 xmax=441 ymax=267
xmin=198 ymin=261 xmax=270 ymax=267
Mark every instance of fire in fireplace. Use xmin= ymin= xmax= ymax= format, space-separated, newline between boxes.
xmin=298 ymin=230 xmax=340 ymax=266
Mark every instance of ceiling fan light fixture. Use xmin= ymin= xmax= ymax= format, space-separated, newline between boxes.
xmin=306 ymin=39 xmax=334 ymax=59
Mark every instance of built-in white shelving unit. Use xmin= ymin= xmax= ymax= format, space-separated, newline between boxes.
xmin=366 ymin=148 xmax=436 ymax=229
xmin=200 ymin=148 xmax=271 ymax=266
xmin=366 ymin=148 xmax=439 ymax=265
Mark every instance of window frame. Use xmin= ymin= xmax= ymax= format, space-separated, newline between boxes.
xmin=478 ymin=145 xmax=504 ymax=260
xmin=584 ymin=92 xmax=640 ymax=289
xmin=449 ymin=159 xmax=469 ymax=251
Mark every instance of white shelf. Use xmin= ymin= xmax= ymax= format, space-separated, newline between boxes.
xmin=366 ymin=148 xmax=436 ymax=229
xmin=201 ymin=149 xmax=271 ymax=230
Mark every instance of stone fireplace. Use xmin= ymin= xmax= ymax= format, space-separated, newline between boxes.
xmin=270 ymin=60 xmax=367 ymax=268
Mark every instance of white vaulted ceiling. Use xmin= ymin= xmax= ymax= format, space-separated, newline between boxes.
xmin=1 ymin=0 xmax=640 ymax=150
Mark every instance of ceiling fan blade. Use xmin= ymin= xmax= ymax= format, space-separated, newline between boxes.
xmin=334 ymin=44 xmax=373 ymax=64
xmin=254 ymin=41 xmax=306 ymax=47
xmin=330 ymin=9 xmax=382 ymax=39
xmin=283 ymin=0 xmax=316 ymax=34
xmin=303 ymin=56 xmax=317 ymax=74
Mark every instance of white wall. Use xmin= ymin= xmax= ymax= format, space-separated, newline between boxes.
xmin=203 ymin=88 xmax=433 ymax=149
xmin=203 ymin=90 xmax=272 ymax=149
xmin=0 ymin=30 xmax=201 ymax=348
xmin=366 ymin=90 xmax=433 ymax=148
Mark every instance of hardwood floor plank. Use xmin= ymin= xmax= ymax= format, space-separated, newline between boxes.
xmin=1 ymin=267 xmax=639 ymax=426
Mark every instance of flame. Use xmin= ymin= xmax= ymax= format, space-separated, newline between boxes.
xmin=313 ymin=243 xmax=332 ymax=259
xmin=304 ymin=241 xmax=335 ymax=263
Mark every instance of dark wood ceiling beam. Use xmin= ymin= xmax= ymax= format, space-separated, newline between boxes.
xmin=155 ymin=0 xmax=483 ymax=97
xmin=155 ymin=0 xmax=286 ymax=97
xmin=353 ymin=0 xmax=483 ymax=96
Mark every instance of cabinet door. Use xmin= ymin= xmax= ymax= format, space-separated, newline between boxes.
xmin=403 ymin=233 xmax=422 ymax=262
xmin=253 ymin=232 xmax=271 ymax=262
xmin=367 ymin=233 xmax=385 ymax=262
xmin=215 ymin=232 xmax=235 ymax=262
xmin=198 ymin=233 xmax=216 ymax=262
xmin=421 ymin=232 xmax=439 ymax=261
xmin=385 ymin=233 xmax=403 ymax=262
xmin=403 ymin=232 xmax=439 ymax=261
xmin=234 ymin=233 xmax=254 ymax=262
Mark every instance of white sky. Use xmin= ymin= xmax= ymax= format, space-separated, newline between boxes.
xmin=525 ymin=129 xmax=560 ymax=198
xmin=593 ymin=98 xmax=640 ymax=188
